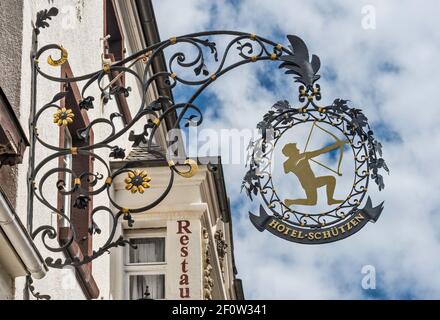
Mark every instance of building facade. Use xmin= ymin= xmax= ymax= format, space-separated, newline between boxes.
xmin=0 ymin=0 xmax=243 ymax=300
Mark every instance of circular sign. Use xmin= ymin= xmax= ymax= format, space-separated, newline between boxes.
xmin=242 ymin=87 xmax=388 ymax=244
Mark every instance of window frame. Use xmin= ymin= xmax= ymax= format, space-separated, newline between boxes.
xmin=103 ymin=0 xmax=132 ymax=124
xmin=125 ymin=272 xmax=166 ymax=300
xmin=104 ymin=0 xmax=125 ymax=63
xmin=55 ymin=61 xmax=99 ymax=299
xmin=61 ymin=127 xmax=73 ymax=227
xmin=57 ymin=62 xmax=95 ymax=256
xmin=126 ymin=237 xmax=166 ymax=266
xmin=123 ymin=228 xmax=167 ymax=300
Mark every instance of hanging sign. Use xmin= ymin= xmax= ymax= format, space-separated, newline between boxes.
xmin=242 ymin=36 xmax=388 ymax=244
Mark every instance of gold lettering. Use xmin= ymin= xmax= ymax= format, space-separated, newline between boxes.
xmin=283 ymin=226 xmax=292 ymax=235
xmin=276 ymin=224 xmax=286 ymax=233
xmin=290 ymin=229 xmax=298 ymax=238
xmin=331 ymin=227 xmax=339 ymax=237
xmin=315 ymin=232 xmax=322 ymax=240
xmin=355 ymin=213 xmax=365 ymax=222
xmin=351 ymin=219 xmax=359 ymax=227
xmin=307 ymin=233 xmax=314 ymax=240
xmin=339 ymin=225 xmax=346 ymax=233
xmin=269 ymin=219 xmax=279 ymax=229
xmin=322 ymin=230 xmax=332 ymax=239
xmin=290 ymin=229 xmax=304 ymax=239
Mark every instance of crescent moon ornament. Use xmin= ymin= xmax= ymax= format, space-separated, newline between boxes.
xmin=47 ymin=45 xmax=68 ymax=67
xmin=174 ymin=159 xmax=199 ymax=178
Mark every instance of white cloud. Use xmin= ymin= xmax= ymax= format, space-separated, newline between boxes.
xmin=154 ymin=0 xmax=440 ymax=299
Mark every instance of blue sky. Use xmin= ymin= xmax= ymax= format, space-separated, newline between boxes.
xmin=154 ymin=0 xmax=440 ymax=299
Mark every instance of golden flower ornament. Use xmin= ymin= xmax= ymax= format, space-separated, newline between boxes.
xmin=53 ymin=108 xmax=74 ymax=126
xmin=125 ymin=170 xmax=151 ymax=194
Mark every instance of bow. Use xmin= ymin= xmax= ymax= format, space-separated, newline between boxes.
xmin=303 ymin=121 xmax=344 ymax=176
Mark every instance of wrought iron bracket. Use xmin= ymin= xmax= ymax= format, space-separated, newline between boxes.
xmin=25 ymin=6 xmax=388 ymax=296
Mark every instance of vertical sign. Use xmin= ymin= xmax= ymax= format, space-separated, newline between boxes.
xmin=177 ymin=220 xmax=191 ymax=298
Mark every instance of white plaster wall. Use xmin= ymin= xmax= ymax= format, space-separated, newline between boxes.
xmin=15 ymin=0 xmax=148 ymax=300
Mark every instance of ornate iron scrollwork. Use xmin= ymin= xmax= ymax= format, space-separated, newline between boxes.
xmin=26 ymin=6 xmax=384 ymax=296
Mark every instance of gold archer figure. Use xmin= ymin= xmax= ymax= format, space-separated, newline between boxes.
xmin=282 ymin=122 xmax=349 ymax=207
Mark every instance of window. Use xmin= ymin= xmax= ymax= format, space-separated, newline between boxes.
xmin=54 ymin=61 xmax=99 ymax=299
xmin=103 ymin=0 xmax=132 ymax=124
xmin=62 ymin=128 xmax=73 ymax=227
xmin=129 ymin=238 xmax=165 ymax=264
xmin=104 ymin=0 xmax=125 ymax=62
xmin=124 ymin=230 xmax=166 ymax=300
xmin=57 ymin=65 xmax=94 ymax=253
xmin=129 ymin=274 xmax=165 ymax=300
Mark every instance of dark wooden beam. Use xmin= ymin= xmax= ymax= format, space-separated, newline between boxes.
xmin=0 ymin=87 xmax=29 ymax=166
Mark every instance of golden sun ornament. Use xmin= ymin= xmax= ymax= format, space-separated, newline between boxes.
xmin=53 ymin=108 xmax=74 ymax=126
xmin=125 ymin=170 xmax=151 ymax=194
